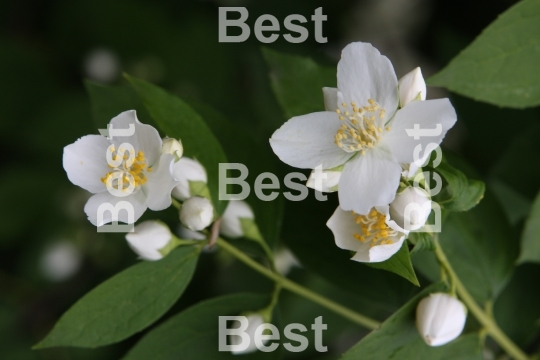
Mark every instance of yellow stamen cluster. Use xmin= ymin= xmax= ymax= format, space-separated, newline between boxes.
xmin=101 ymin=148 xmax=151 ymax=191
xmin=351 ymin=209 xmax=397 ymax=248
xmin=334 ymin=99 xmax=389 ymax=154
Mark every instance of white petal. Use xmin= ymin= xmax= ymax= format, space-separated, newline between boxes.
xmin=220 ymin=200 xmax=254 ymax=238
xmin=172 ymin=157 xmax=207 ymax=201
xmin=109 ymin=110 xmax=162 ymax=166
xmin=398 ymin=67 xmax=426 ymax=107
xmin=84 ymin=190 xmax=147 ymax=226
xmin=338 ymin=147 xmax=401 ymax=215
xmin=380 ymin=99 xmax=457 ymax=164
xmin=351 ymin=237 xmax=404 ymax=263
xmin=322 ymin=87 xmax=338 ymax=111
xmin=126 ymin=221 xmax=172 ymax=261
xmin=326 ymin=206 xmax=362 ymax=252
xmin=270 ymin=111 xmax=353 ymax=169
xmin=337 ymin=42 xmax=398 ymax=117
xmin=306 ymin=169 xmax=341 ymax=192
xmin=143 ymin=154 xmax=179 ymax=211
xmin=63 ymin=135 xmax=111 ymax=193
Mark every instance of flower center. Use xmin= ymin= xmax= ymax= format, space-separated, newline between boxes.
xmin=351 ymin=209 xmax=397 ymax=248
xmin=100 ymin=146 xmax=152 ymax=191
xmin=334 ymin=99 xmax=390 ymax=154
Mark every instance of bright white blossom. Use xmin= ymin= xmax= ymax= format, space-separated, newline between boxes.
xmin=270 ymin=42 xmax=456 ymax=215
xmin=63 ymin=110 xmax=179 ymax=226
xmin=161 ymin=137 xmax=183 ymax=161
xmin=327 ymin=205 xmax=407 ymax=263
xmin=125 ymin=220 xmax=175 ymax=261
xmin=172 ymin=157 xmax=208 ymax=201
xmin=416 ymin=293 xmax=467 ymax=347
xmin=180 ymin=196 xmax=214 ymax=231
xmin=231 ymin=314 xmax=266 ymax=355
xmin=40 ymin=241 xmax=82 ymax=282
xmin=398 ymin=67 xmax=426 ymax=107
xmin=389 ymin=187 xmax=431 ymax=231
xmin=220 ymin=200 xmax=254 ymax=238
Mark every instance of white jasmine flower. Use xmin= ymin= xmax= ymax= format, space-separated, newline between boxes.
xmin=180 ymin=196 xmax=214 ymax=231
xmin=416 ymin=293 xmax=467 ymax=347
xmin=398 ymin=67 xmax=426 ymax=107
xmin=231 ymin=314 xmax=266 ymax=355
xmin=40 ymin=241 xmax=82 ymax=282
xmin=270 ymin=42 xmax=456 ymax=215
xmin=220 ymin=200 xmax=254 ymax=238
xmin=327 ymin=205 xmax=407 ymax=263
xmin=390 ymin=187 xmax=431 ymax=231
xmin=171 ymin=157 xmax=208 ymax=201
xmin=63 ymin=111 xmax=179 ymax=226
xmin=161 ymin=137 xmax=183 ymax=161
xmin=125 ymin=221 xmax=175 ymax=261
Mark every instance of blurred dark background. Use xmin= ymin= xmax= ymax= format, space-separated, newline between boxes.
xmin=1 ymin=0 xmax=538 ymax=359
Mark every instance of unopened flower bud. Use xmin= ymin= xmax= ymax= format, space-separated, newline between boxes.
xmin=416 ymin=293 xmax=467 ymax=346
xmin=180 ymin=196 xmax=214 ymax=231
xmin=125 ymin=221 xmax=175 ymax=261
xmin=390 ymin=187 xmax=431 ymax=231
xmin=230 ymin=313 xmax=267 ymax=354
xmin=172 ymin=157 xmax=207 ymax=201
xmin=306 ymin=167 xmax=341 ymax=192
xmin=161 ymin=137 xmax=183 ymax=161
xmin=40 ymin=241 xmax=82 ymax=282
xmin=220 ymin=200 xmax=254 ymax=238
xmin=398 ymin=67 xmax=426 ymax=107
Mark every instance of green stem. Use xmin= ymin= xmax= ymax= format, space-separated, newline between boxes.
xmin=171 ymin=197 xmax=181 ymax=210
xmin=217 ymin=238 xmax=380 ymax=330
xmin=433 ymin=239 xmax=528 ymax=360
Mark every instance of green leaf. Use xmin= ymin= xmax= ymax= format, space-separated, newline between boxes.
xmin=366 ymin=242 xmax=420 ymax=286
xmin=188 ymin=180 xmax=211 ymax=201
xmin=427 ymin=0 xmax=540 ymax=108
xmin=85 ymin=81 xmax=153 ymax=130
xmin=239 ymin=217 xmax=264 ymax=243
xmin=123 ymin=293 xmax=281 ymax=360
xmin=432 ymin=159 xmax=485 ymax=212
xmin=125 ymin=74 xmax=229 ymax=215
xmin=438 ymin=189 xmax=518 ymax=304
xmin=518 ymin=189 xmax=540 ymax=264
xmin=35 ymin=246 xmax=200 ymax=348
xmin=186 ymin=100 xmax=283 ymax=248
xmin=408 ymin=232 xmax=436 ymax=255
xmin=341 ymin=282 xmax=483 ymax=360
xmin=262 ymin=47 xmax=335 ymax=118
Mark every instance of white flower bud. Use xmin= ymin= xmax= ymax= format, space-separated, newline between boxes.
xmin=398 ymin=67 xmax=426 ymax=107
xmin=306 ymin=168 xmax=341 ymax=192
xmin=40 ymin=241 xmax=82 ymax=282
xmin=231 ymin=314 xmax=266 ymax=354
xmin=125 ymin=221 xmax=174 ymax=261
xmin=161 ymin=137 xmax=183 ymax=162
xmin=180 ymin=196 xmax=214 ymax=231
xmin=172 ymin=157 xmax=207 ymax=201
xmin=390 ymin=187 xmax=431 ymax=231
xmin=274 ymin=247 xmax=300 ymax=276
xmin=220 ymin=200 xmax=254 ymax=238
xmin=416 ymin=293 xmax=467 ymax=346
